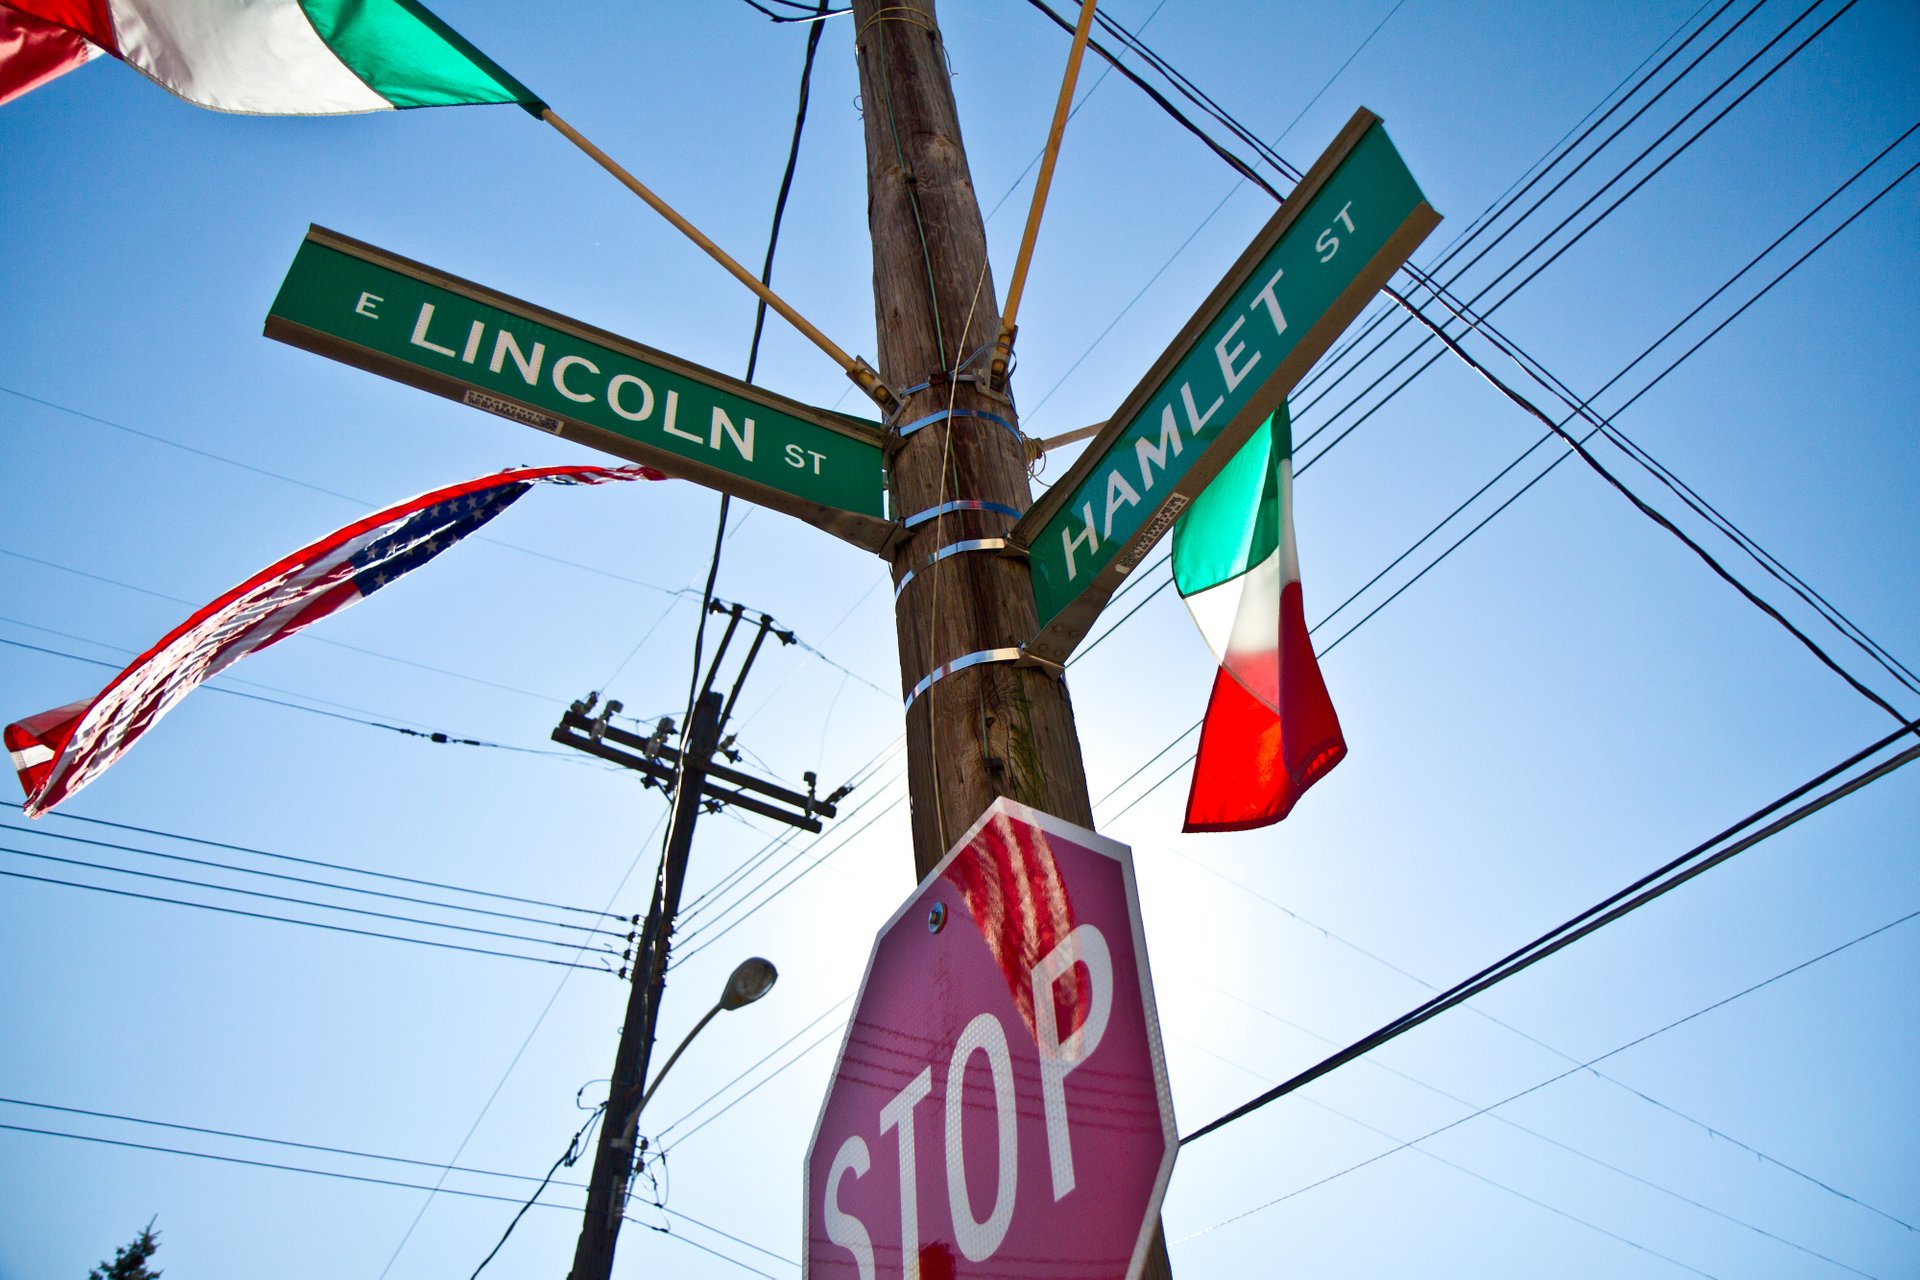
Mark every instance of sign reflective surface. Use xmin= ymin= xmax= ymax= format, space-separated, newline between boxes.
xmin=805 ymin=800 xmax=1175 ymax=1279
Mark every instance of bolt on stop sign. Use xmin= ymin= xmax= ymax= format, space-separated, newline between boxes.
xmin=805 ymin=799 xmax=1176 ymax=1279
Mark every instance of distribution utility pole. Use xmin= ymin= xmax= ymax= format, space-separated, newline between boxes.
xmin=560 ymin=603 xmax=846 ymax=1280
xmin=852 ymin=2 xmax=1175 ymax=1274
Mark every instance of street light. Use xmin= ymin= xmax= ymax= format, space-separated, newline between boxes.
xmin=637 ymin=956 xmax=778 ymax=1114
xmin=609 ymin=956 xmax=780 ymax=1226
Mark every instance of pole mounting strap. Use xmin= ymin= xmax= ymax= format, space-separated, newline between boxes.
xmin=899 ymin=498 xmax=1022 ymax=530
xmin=904 ymin=647 xmax=1024 ymax=712
xmin=893 ymin=406 xmax=1021 ymax=444
xmin=893 ymin=538 xmax=1008 ymax=600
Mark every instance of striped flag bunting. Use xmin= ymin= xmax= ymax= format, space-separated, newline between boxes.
xmin=6 ymin=463 xmax=661 ymax=817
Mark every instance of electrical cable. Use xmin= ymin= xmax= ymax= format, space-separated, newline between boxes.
xmin=0 ymin=545 xmax=576 ymax=708
xmin=1084 ymin=117 xmax=1920 ymax=820
xmin=1171 ymin=1037 xmax=1725 ymax=1280
xmin=671 ymin=771 xmax=911 ymax=958
xmin=1028 ymin=0 xmax=1726 ymax=430
xmin=1174 ymin=856 xmax=1920 ymax=1236
xmin=1315 ymin=145 xmax=1920 ymax=669
xmin=1274 ymin=8 xmax=1907 ymax=706
xmin=372 ymin=805 xmax=674 ymax=1278
xmin=0 ymin=633 xmax=597 ymax=765
xmin=32 ymin=808 xmax=622 ymax=920
xmin=660 ymin=1011 xmax=850 ymax=1151
xmin=468 ymin=1106 xmax=604 ymax=1279
xmin=0 ymin=819 xmax=624 ymax=938
xmin=669 ymin=0 xmax=829 ymax=867
xmin=1181 ymin=902 xmax=1920 ymax=1244
xmin=1284 ymin=0 xmax=1769 ymax=428
xmin=0 ymin=384 xmax=689 ymax=600
xmin=1031 ymin=0 xmax=1915 ymax=729
xmin=1179 ymin=718 xmax=1920 ymax=1146
xmin=0 ymin=1118 xmax=785 ymax=1278
xmin=652 ymin=993 xmax=854 ymax=1142
xmin=675 ymin=743 xmax=900 ymax=921
xmin=0 ymin=844 xmax=617 ymax=956
xmin=736 ymin=0 xmax=847 ymax=21
xmin=0 ymin=866 xmax=614 ymax=972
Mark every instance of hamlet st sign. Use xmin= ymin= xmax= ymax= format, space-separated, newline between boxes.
xmin=265 ymin=226 xmax=893 ymax=551
xmin=1011 ymin=108 xmax=1439 ymax=663
xmin=805 ymin=799 xmax=1175 ymax=1279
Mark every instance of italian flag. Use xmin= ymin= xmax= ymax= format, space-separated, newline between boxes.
xmin=0 ymin=0 xmax=541 ymax=115
xmin=1173 ymin=405 xmax=1346 ymax=832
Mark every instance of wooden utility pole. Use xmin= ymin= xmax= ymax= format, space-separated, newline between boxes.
xmin=852 ymin=3 xmax=1173 ymax=1273
xmin=566 ymin=688 xmax=723 ymax=1280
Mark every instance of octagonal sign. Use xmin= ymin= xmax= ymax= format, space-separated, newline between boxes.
xmin=805 ymin=798 xmax=1176 ymax=1279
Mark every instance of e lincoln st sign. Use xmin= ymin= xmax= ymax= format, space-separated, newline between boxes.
xmin=265 ymin=226 xmax=893 ymax=551
xmin=805 ymin=800 xmax=1176 ymax=1280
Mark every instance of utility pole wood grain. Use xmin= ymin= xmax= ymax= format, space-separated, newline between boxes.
xmin=852 ymin=3 xmax=1173 ymax=1274
xmin=854 ymin=0 xmax=1093 ymax=875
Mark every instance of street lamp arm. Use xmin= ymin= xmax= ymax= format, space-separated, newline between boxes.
xmin=638 ymin=1001 xmax=721 ymax=1119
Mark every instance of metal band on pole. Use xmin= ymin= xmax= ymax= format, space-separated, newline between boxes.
xmin=895 ymin=406 xmax=1022 ymax=443
xmin=893 ymin=538 xmax=1009 ymax=600
xmin=903 ymin=647 xmax=1026 ymax=712
xmin=899 ymin=498 xmax=1023 ymax=530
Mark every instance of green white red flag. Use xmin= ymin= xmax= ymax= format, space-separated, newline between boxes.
xmin=0 ymin=0 xmax=541 ymax=114
xmin=1172 ymin=406 xmax=1345 ymax=831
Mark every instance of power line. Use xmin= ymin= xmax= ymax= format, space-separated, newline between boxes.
xmin=676 ymin=742 xmax=901 ymax=924
xmin=469 ymin=1106 xmax=603 ymax=1279
xmin=32 ymin=808 xmax=622 ymax=921
xmin=0 ymin=865 xmax=613 ymax=973
xmin=1171 ymin=1036 xmax=1726 ymax=1280
xmin=0 ymin=843 xmax=616 ymax=956
xmin=1083 ymin=114 xmax=1920 ymax=822
xmin=0 ymin=1116 xmax=787 ymax=1278
xmin=659 ymin=1009 xmax=850 ymax=1151
xmin=671 ymin=774 xmax=910 ymax=962
xmin=1316 ymin=143 xmax=1920 ymax=669
xmin=1174 ymin=859 xmax=1920 ymax=1237
xmin=0 ymin=819 xmax=624 ymax=938
xmin=1181 ymin=902 xmax=1920 ymax=1244
xmin=0 ymin=383 xmax=689 ymax=600
xmin=1060 ymin=0 xmax=1749 ymax=619
xmin=0 ymin=631 xmax=597 ymax=764
xmin=1180 ymin=717 xmax=1920 ymax=1146
xmin=1032 ymin=0 xmax=1915 ymax=731
xmin=373 ymin=801 xmax=677 ymax=1279
xmin=653 ymin=994 xmax=853 ymax=1142
xmin=0 ymin=544 xmax=579 ymax=708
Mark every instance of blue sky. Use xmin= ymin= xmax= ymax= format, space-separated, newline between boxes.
xmin=2 ymin=0 xmax=1916 ymax=1276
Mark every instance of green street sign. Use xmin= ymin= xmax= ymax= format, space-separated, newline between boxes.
xmin=265 ymin=227 xmax=893 ymax=551
xmin=1010 ymin=109 xmax=1440 ymax=662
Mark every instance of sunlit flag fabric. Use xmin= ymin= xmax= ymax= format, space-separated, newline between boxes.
xmin=0 ymin=0 xmax=542 ymax=114
xmin=6 ymin=463 xmax=661 ymax=817
xmin=0 ymin=4 xmax=103 ymax=105
xmin=941 ymin=804 xmax=1082 ymax=1044
xmin=1172 ymin=405 xmax=1346 ymax=832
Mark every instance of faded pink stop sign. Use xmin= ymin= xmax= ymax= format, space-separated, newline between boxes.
xmin=805 ymin=798 xmax=1176 ymax=1279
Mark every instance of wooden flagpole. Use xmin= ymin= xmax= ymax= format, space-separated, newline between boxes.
xmin=542 ymin=108 xmax=898 ymax=414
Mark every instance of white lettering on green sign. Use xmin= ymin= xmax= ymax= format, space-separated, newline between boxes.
xmin=1025 ymin=121 xmax=1428 ymax=630
xmin=268 ymin=238 xmax=886 ymax=520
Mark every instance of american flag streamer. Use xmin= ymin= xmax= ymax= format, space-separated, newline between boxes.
xmin=940 ymin=805 xmax=1089 ymax=1045
xmin=6 ymin=463 xmax=662 ymax=817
